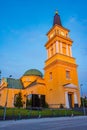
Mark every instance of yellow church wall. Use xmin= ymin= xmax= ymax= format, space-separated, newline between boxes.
xmin=7 ymin=89 xmax=24 ymax=108
xmin=57 ymin=64 xmax=78 ymax=85
xmin=36 ymin=77 xmax=45 ymax=84
xmin=45 ymin=54 xmax=76 ymax=68
xmin=21 ymin=75 xmax=41 ymax=88
xmin=25 ymin=85 xmax=46 ymax=96
xmin=44 ymin=64 xmax=65 ymax=107
xmin=44 ymin=56 xmax=80 ymax=108
xmin=0 ymin=88 xmax=23 ymax=108
xmin=71 ymin=67 xmax=79 ymax=85
xmin=0 ymin=88 xmax=7 ymax=107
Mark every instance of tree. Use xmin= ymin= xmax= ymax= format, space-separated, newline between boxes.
xmin=81 ymin=97 xmax=87 ymax=107
xmin=14 ymin=92 xmax=23 ymax=108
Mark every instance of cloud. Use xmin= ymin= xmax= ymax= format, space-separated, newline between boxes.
xmin=68 ymin=17 xmax=76 ymax=23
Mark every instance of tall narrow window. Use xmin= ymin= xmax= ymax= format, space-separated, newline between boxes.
xmin=51 ymin=48 xmax=53 ymax=57
xmin=14 ymin=94 xmax=18 ymax=105
xmin=57 ymin=30 xmax=59 ymax=34
xmin=66 ymin=70 xmax=70 ymax=79
xmin=49 ymin=72 xmax=52 ymax=80
xmin=62 ymin=43 xmax=66 ymax=55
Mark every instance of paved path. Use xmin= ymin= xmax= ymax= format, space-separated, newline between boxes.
xmin=0 ymin=116 xmax=87 ymax=130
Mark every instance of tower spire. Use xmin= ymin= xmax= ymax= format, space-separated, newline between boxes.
xmin=53 ymin=10 xmax=62 ymax=26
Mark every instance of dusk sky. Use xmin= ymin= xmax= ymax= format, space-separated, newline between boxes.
xmin=0 ymin=0 xmax=87 ymax=94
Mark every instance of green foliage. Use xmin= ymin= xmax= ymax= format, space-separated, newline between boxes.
xmin=81 ymin=97 xmax=87 ymax=107
xmin=14 ymin=92 xmax=23 ymax=108
xmin=0 ymin=108 xmax=83 ymax=118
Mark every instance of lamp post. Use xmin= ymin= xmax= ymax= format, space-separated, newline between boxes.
xmin=80 ymin=84 xmax=86 ymax=116
xmin=3 ymin=75 xmax=12 ymax=120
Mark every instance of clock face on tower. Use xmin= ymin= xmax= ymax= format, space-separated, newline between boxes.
xmin=60 ymin=31 xmax=65 ymax=36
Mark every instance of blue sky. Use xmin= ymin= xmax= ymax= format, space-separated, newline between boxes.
xmin=0 ymin=0 xmax=87 ymax=95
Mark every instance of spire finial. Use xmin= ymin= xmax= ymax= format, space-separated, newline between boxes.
xmin=55 ymin=10 xmax=58 ymax=15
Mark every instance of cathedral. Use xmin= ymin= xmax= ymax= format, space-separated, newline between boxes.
xmin=0 ymin=11 xmax=81 ymax=108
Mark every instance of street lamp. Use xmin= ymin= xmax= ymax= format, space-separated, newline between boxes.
xmin=3 ymin=75 xmax=12 ymax=120
xmin=80 ymin=84 xmax=86 ymax=116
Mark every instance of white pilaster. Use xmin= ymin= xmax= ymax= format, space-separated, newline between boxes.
xmin=74 ymin=92 xmax=78 ymax=104
xmin=70 ymin=46 xmax=72 ymax=57
xmin=56 ymin=41 xmax=59 ymax=53
xmin=65 ymin=92 xmax=69 ymax=108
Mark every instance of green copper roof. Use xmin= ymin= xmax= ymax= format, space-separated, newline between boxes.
xmin=7 ymin=78 xmax=23 ymax=89
xmin=23 ymin=69 xmax=43 ymax=77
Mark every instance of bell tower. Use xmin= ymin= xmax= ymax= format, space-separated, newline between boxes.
xmin=44 ymin=11 xmax=81 ymax=108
